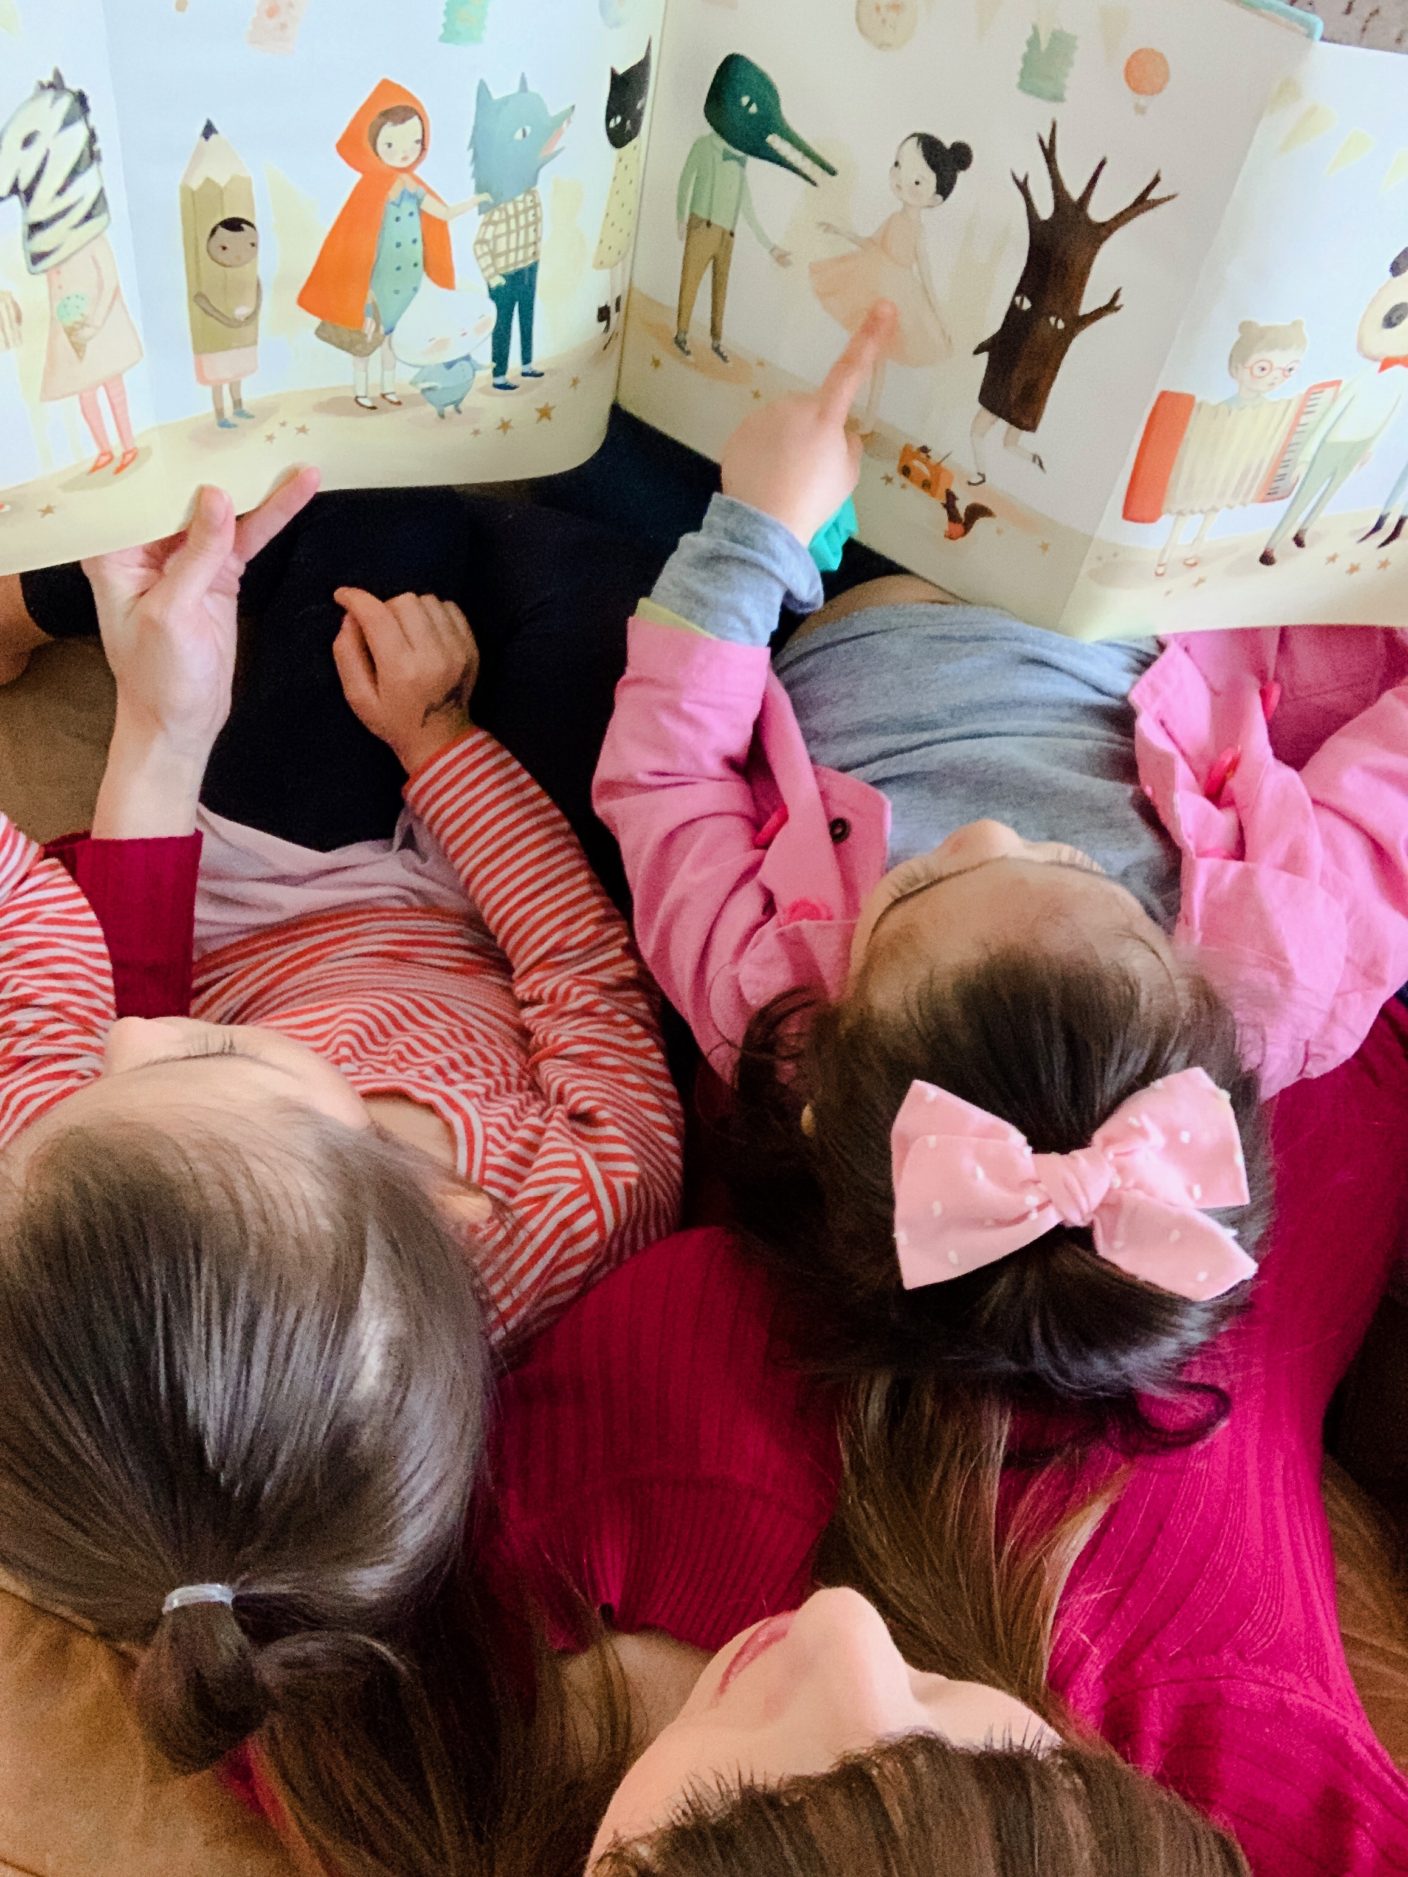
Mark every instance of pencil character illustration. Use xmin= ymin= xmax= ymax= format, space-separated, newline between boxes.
xmin=675 ymin=53 xmax=835 ymax=365
xmin=970 ymin=121 xmax=1173 ymax=483
xmin=595 ymin=41 xmax=652 ymax=346
xmin=0 ymin=71 xmax=144 ymax=477
xmin=1262 ymin=246 xmax=1408 ymax=564
xmin=181 ymin=123 xmax=262 ymax=429
xmin=298 ymin=80 xmax=480 ymax=411
xmin=812 ymin=131 xmax=970 ymax=431
xmin=472 ymin=75 xmax=575 ymax=391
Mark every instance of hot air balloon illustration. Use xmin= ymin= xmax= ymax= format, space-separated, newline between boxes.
xmin=1124 ymin=46 xmax=1169 ymax=114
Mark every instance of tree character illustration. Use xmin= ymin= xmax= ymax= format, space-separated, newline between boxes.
xmin=181 ymin=123 xmax=262 ymax=429
xmin=674 ymin=53 xmax=835 ymax=365
xmin=471 ymin=75 xmax=575 ymax=391
xmin=0 ymin=72 xmax=145 ymax=477
xmin=812 ymin=131 xmax=970 ymax=432
xmin=298 ymin=81 xmax=480 ymax=412
xmin=969 ymin=121 xmax=1173 ymax=483
xmin=1262 ymin=246 xmax=1408 ymax=564
xmin=595 ymin=41 xmax=652 ymax=346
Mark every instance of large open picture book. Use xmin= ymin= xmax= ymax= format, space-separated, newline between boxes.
xmin=1 ymin=0 xmax=1404 ymax=637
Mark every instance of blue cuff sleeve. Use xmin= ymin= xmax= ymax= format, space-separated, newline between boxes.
xmin=649 ymin=494 xmax=826 ymax=647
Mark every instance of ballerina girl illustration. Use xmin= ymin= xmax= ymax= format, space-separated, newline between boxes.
xmin=811 ymin=131 xmax=971 ymax=432
xmin=0 ymin=72 xmax=145 ymax=478
xmin=298 ymin=80 xmax=482 ymax=411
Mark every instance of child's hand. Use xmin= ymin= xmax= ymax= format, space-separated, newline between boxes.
xmin=720 ymin=301 xmax=895 ymax=545
xmin=333 ymin=588 xmax=480 ymax=775
xmin=83 ymin=468 xmax=319 ymax=762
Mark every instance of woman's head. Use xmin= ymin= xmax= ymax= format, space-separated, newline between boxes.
xmin=0 ymin=1096 xmax=488 ymax=1779
xmin=730 ymin=827 xmax=1270 ymax=1427
xmin=588 ymin=1591 xmax=1247 ymax=1876
xmin=892 ymin=130 xmax=972 ymax=206
xmin=370 ymin=102 xmax=426 ymax=168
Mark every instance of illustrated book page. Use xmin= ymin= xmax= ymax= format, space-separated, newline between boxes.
xmin=618 ymin=0 xmax=1311 ymax=634
xmin=0 ymin=0 xmax=663 ymax=574
xmin=1070 ymin=37 xmax=1408 ymax=635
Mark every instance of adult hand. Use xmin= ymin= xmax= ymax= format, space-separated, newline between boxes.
xmin=332 ymin=588 xmax=479 ymax=775
xmin=85 ymin=468 xmax=320 ymax=836
xmin=84 ymin=468 xmax=320 ymax=761
xmin=720 ymin=300 xmax=895 ymax=545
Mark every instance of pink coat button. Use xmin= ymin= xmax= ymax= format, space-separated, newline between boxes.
xmin=780 ymin=898 xmax=833 ymax=925
xmin=753 ymin=805 xmax=790 ymax=849
xmin=1204 ymin=746 xmax=1241 ymax=804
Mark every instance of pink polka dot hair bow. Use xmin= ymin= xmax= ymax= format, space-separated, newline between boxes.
xmin=890 ymin=1067 xmax=1256 ymax=1303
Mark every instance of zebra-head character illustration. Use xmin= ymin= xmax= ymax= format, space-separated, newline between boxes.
xmin=0 ymin=70 xmax=111 ymax=276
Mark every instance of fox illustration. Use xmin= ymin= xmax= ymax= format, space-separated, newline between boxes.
xmin=471 ymin=74 xmax=574 ymax=389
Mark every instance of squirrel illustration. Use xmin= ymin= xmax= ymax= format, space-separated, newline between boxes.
xmin=942 ymin=489 xmax=994 ymax=540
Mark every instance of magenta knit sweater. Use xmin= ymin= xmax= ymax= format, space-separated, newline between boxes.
xmin=489 ymin=1006 xmax=1408 ymax=1877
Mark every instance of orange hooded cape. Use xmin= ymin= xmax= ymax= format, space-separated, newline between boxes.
xmin=298 ymin=80 xmax=454 ymax=331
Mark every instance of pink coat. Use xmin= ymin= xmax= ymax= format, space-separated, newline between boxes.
xmin=594 ymin=617 xmax=1408 ymax=1097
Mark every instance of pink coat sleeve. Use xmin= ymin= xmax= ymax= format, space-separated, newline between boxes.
xmin=594 ymin=619 xmax=795 ymax=1069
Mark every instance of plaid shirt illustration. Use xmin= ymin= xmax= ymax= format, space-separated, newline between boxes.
xmin=476 ymin=190 xmax=544 ymax=283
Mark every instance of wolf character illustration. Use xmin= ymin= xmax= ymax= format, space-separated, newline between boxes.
xmin=0 ymin=71 xmax=144 ymax=475
xmin=471 ymin=75 xmax=575 ymax=390
xmin=674 ymin=53 xmax=834 ymax=365
xmin=595 ymin=42 xmax=652 ymax=345
xmin=1262 ymin=247 xmax=1408 ymax=564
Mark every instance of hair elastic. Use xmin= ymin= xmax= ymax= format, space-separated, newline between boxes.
xmin=162 ymin=1582 xmax=237 ymax=1617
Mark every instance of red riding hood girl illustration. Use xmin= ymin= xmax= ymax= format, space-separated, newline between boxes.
xmin=298 ymin=79 xmax=479 ymax=410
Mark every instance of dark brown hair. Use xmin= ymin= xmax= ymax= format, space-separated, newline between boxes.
xmin=728 ymin=950 xmax=1271 ymax=1447
xmin=0 ymin=1104 xmax=491 ymax=1875
xmin=593 ymin=1733 xmax=1250 ymax=1875
xmin=369 ymin=104 xmax=425 ymax=153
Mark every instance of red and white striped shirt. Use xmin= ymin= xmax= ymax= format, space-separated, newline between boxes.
xmin=0 ymin=730 xmax=682 ymax=1346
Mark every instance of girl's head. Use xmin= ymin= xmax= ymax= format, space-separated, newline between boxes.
xmin=730 ymin=821 xmax=1270 ymax=1430
xmin=587 ymin=1590 xmax=1248 ymax=1876
xmin=892 ymin=130 xmax=972 ymax=206
xmin=1226 ymin=319 xmax=1307 ymax=399
xmin=370 ymin=102 xmax=427 ymax=169
xmin=0 ymin=1077 xmax=488 ymax=1792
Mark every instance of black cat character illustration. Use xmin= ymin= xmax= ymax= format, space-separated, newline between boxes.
xmin=595 ymin=40 xmax=651 ymax=344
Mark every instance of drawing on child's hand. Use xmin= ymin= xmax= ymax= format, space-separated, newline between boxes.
xmin=855 ymin=0 xmax=921 ymax=51
xmin=0 ymin=72 xmax=145 ymax=478
xmin=969 ymin=122 xmax=1173 ymax=485
xmin=675 ymin=54 xmax=835 ymax=367
xmin=298 ymin=81 xmax=469 ymax=413
xmin=1018 ymin=26 xmax=1079 ymax=102
xmin=392 ymin=280 xmax=493 ymax=417
xmin=441 ymin=0 xmax=490 ymax=45
xmin=1122 ymin=319 xmax=1325 ymax=574
xmin=472 ymin=75 xmax=575 ymax=391
xmin=182 ymin=123 xmax=262 ymax=431
xmin=1260 ymin=246 xmax=1408 ymax=565
xmin=812 ymin=132 xmax=970 ymax=432
xmin=596 ymin=41 xmax=651 ymax=346
xmin=1123 ymin=46 xmax=1169 ymax=114
xmin=247 ymin=0 xmax=311 ymax=53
